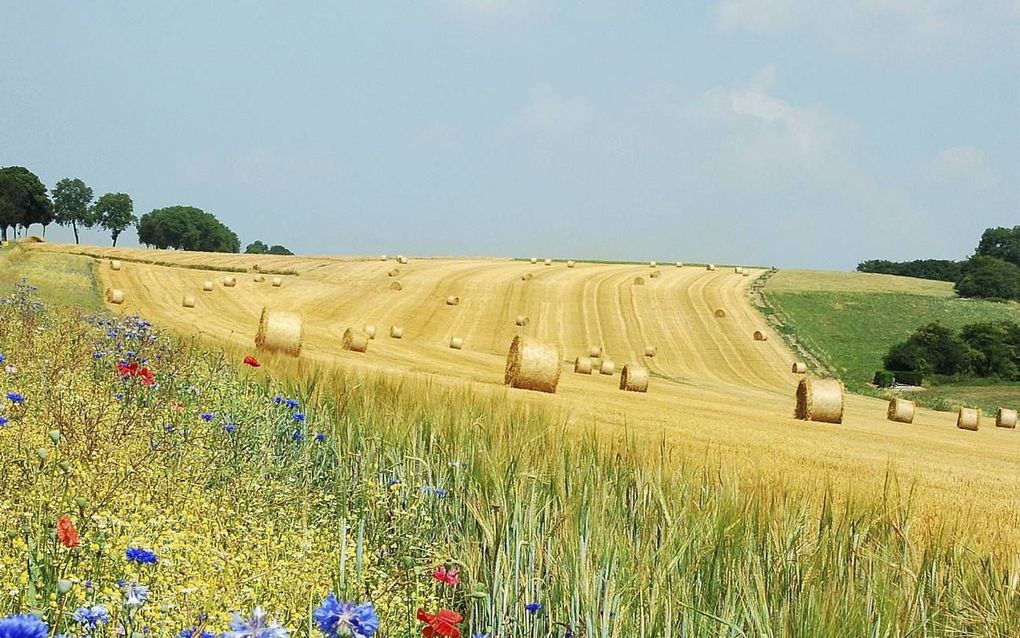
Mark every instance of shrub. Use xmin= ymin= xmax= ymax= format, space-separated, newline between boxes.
xmin=955 ymin=255 xmax=1020 ymax=300
xmin=873 ymin=370 xmax=895 ymax=387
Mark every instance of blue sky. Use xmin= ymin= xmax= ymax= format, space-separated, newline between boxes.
xmin=2 ymin=1 xmax=1017 ymax=269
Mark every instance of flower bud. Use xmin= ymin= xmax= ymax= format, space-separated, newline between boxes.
xmin=48 ymin=430 xmax=61 ymax=444
xmin=5 ymin=530 xmax=17 ymax=540
xmin=36 ymin=448 xmax=48 ymax=460
xmin=57 ymin=580 xmax=73 ymax=595
xmin=400 ymin=556 xmax=415 ymax=569
xmin=58 ymin=460 xmax=71 ymax=473
xmin=75 ymin=497 xmax=87 ymax=510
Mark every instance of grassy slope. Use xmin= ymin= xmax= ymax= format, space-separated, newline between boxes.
xmin=0 ymin=242 xmax=102 ymax=309
xmin=764 ymin=270 xmax=1020 ymax=412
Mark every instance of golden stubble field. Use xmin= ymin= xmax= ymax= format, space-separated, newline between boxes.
xmin=36 ymin=243 xmax=1020 ymax=549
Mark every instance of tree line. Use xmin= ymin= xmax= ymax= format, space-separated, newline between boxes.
xmin=858 ymin=226 xmax=1020 ymax=301
xmin=883 ymin=321 xmax=1020 ymax=381
xmin=0 ymin=165 xmax=291 ymax=255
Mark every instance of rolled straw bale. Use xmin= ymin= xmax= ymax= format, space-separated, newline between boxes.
xmin=449 ymin=336 xmax=464 ymax=350
xmin=110 ymin=259 xmax=122 ymax=271
xmin=996 ymin=408 xmax=1017 ymax=429
xmin=254 ymin=307 xmax=303 ymax=357
xmin=714 ymin=309 xmax=727 ymax=318
xmin=106 ymin=288 xmax=124 ymax=305
xmin=503 ymin=335 xmax=562 ymax=394
xmin=707 ymin=264 xmax=716 ymax=271
xmin=389 ymin=325 xmax=403 ymax=339
xmin=791 ymin=362 xmax=807 ymax=374
xmin=364 ymin=324 xmax=377 ymax=339
xmin=396 ymin=255 xmax=408 ymax=264
xmin=390 ymin=281 xmax=403 ymax=291
xmin=521 ymin=273 xmax=534 ymax=281
xmin=381 ymin=255 xmax=389 ymax=261
xmin=182 ymin=295 xmax=196 ymax=308
xmin=795 ymin=378 xmax=844 ymax=424
xmin=734 ymin=267 xmax=743 ymax=274
xmin=530 ymin=257 xmax=538 ymax=264
xmin=388 ymin=268 xmax=400 ymax=277
xmin=753 ymin=330 xmax=768 ymax=342
xmin=743 ymin=270 xmax=751 ymax=277
xmin=202 ymin=281 xmax=214 ymax=292
xmin=633 ymin=276 xmax=645 ymax=285
xmin=223 ymin=276 xmax=237 ymax=287
xmin=650 ymin=261 xmax=657 ymax=268
xmin=544 ymin=258 xmax=552 ymax=266
xmin=253 ymin=275 xmax=266 ymax=283
xmin=619 ymin=364 xmax=649 ymax=393
xmin=574 ymin=356 xmax=593 ymax=374
xmin=649 ymin=270 xmax=662 ymax=279
xmin=644 ymin=346 xmax=656 ymax=357
xmin=589 ymin=345 xmax=602 ymax=358
xmin=599 ymin=359 xmax=616 ymax=375
xmin=446 ymin=296 xmax=460 ymax=306
xmin=271 ymin=277 xmax=282 ymax=287
xmin=515 ymin=315 xmax=530 ymax=327
xmin=676 ymin=262 xmax=683 ymax=268
xmin=567 ymin=260 xmax=576 ymax=268
xmin=957 ymin=407 xmax=980 ymax=431
xmin=887 ymin=398 xmax=915 ymax=424
xmin=341 ymin=328 xmax=369 ymax=353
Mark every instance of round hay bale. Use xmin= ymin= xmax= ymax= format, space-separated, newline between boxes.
xmin=676 ymin=262 xmax=683 ymax=268
xmin=649 ymin=261 xmax=657 ymax=268
xmin=742 ymin=270 xmax=751 ymax=277
xmin=364 ymin=324 xmax=377 ymax=339
xmin=223 ymin=276 xmax=237 ymax=287
xmin=521 ymin=273 xmax=534 ymax=281
xmin=182 ymin=295 xmax=196 ymax=308
xmin=706 ymin=264 xmax=716 ymax=271
xmin=202 ymin=281 xmax=214 ymax=292
xmin=795 ymin=378 xmax=844 ymax=424
xmin=714 ymin=309 xmax=727 ymax=318
xmin=381 ymin=254 xmax=388 ymax=261
xmin=449 ymin=336 xmax=464 ymax=350
xmin=341 ymin=328 xmax=369 ymax=353
xmin=110 ymin=259 xmax=122 ymax=271
xmin=567 ymin=260 xmax=576 ymax=268
xmin=599 ymin=359 xmax=616 ymax=375
xmin=389 ymin=325 xmax=403 ymax=339
xmin=734 ymin=267 xmax=743 ymax=275
xmin=753 ymin=330 xmax=768 ymax=341
xmin=254 ymin=308 xmax=303 ymax=357
xmin=633 ymin=276 xmax=645 ymax=286
xmin=996 ymin=408 xmax=1017 ymax=429
xmin=588 ymin=345 xmax=602 ymax=358
xmin=515 ymin=315 xmax=530 ymax=327
xmin=649 ymin=270 xmax=662 ymax=279
xmin=574 ymin=356 xmax=593 ymax=374
xmin=791 ymin=362 xmax=807 ymax=374
xmin=271 ymin=277 xmax=283 ymax=287
xmin=619 ymin=364 xmax=649 ymax=393
xmin=106 ymin=288 xmax=124 ymax=305
xmin=503 ymin=335 xmax=561 ymax=394
xmin=644 ymin=345 xmax=656 ymax=357
xmin=530 ymin=257 xmax=538 ymax=264
xmin=446 ymin=296 xmax=460 ymax=306
xmin=396 ymin=255 xmax=408 ymax=264
xmin=253 ymin=275 xmax=266 ymax=283
xmin=887 ymin=398 xmax=915 ymax=424
xmin=390 ymin=281 xmax=402 ymax=291
xmin=957 ymin=407 xmax=980 ymax=431
xmin=544 ymin=258 xmax=552 ymax=266
xmin=388 ymin=268 xmax=400 ymax=277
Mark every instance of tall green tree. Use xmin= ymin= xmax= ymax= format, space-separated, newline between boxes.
xmin=976 ymin=226 xmax=1020 ymax=269
xmin=245 ymin=240 xmax=269 ymax=254
xmin=51 ymin=178 xmax=96 ymax=244
xmin=0 ymin=166 xmax=52 ymax=242
xmin=136 ymin=206 xmax=240 ymax=253
xmin=94 ymin=192 xmax=135 ymax=246
xmin=955 ymin=255 xmax=1020 ymax=300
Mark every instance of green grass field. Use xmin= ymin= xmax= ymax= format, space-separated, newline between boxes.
xmin=0 ymin=242 xmax=102 ymax=309
xmin=764 ymin=270 xmax=1020 ymax=413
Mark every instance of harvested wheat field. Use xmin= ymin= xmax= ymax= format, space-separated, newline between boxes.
xmin=37 ymin=243 xmax=1020 ymax=549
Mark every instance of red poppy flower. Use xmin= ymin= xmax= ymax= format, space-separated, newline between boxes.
xmin=432 ymin=566 xmax=459 ymax=586
xmin=243 ymin=355 xmax=261 ymax=368
xmin=172 ymin=402 xmax=185 ymax=412
xmin=138 ymin=368 xmax=155 ymax=387
xmin=116 ymin=361 xmax=139 ymax=377
xmin=56 ymin=516 xmax=80 ymax=548
xmin=417 ymin=608 xmax=462 ymax=638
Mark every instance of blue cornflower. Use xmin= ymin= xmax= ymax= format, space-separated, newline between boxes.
xmin=293 ymin=413 xmax=306 ymax=422
xmin=525 ymin=602 xmax=541 ymax=613
xmin=421 ymin=485 xmax=449 ymax=498
xmin=313 ymin=594 xmax=379 ymax=638
xmin=292 ymin=431 xmax=305 ymax=443
xmin=0 ymin=416 xmax=7 ymax=427
xmin=0 ymin=354 xmax=5 ymax=364
xmin=114 ymin=393 xmax=123 ymax=401
xmin=473 ymin=634 xmax=489 ymax=638
xmin=224 ymin=607 xmax=289 ymax=638
xmin=72 ymin=605 xmax=110 ymax=629
xmin=0 ymin=613 xmax=48 ymax=638
xmin=6 ymin=392 xmax=25 ymax=404
xmin=272 ymin=396 xmax=284 ymax=405
xmin=126 ymin=351 xmax=136 ymax=358
xmin=125 ymin=546 xmax=158 ymax=565
xmin=177 ymin=629 xmax=215 ymax=638
xmin=314 ymin=432 xmax=326 ymax=442
xmin=199 ymin=412 xmax=215 ymax=421
xmin=285 ymin=398 xmax=299 ymax=410
xmin=223 ymin=423 xmax=237 ymax=434
xmin=164 ymin=423 xmax=175 ymax=432
xmin=93 ymin=351 xmax=105 ymax=358
xmin=121 ymin=582 xmax=149 ymax=608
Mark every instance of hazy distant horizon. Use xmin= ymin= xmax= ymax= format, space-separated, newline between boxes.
xmin=2 ymin=2 xmax=1017 ymax=270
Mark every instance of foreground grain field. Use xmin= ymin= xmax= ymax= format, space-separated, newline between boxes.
xmin=34 ymin=243 xmax=1020 ymax=549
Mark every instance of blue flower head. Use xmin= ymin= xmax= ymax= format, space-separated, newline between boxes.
xmin=285 ymin=398 xmax=300 ymax=410
xmin=72 ymin=605 xmax=110 ymax=629
xmin=114 ymin=393 xmax=124 ymax=402
xmin=93 ymin=351 xmax=105 ymax=359
xmin=525 ymin=602 xmax=542 ymax=613
xmin=0 ymin=416 xmax=7 ymax=427
xmin=313 ymin=594 xmax=379 ymax=638
xmin=272 ymin=396 xmax=284 ymax=405
xmin=291 ymin=431 xmax=305 ymax=443
xmin=314 ymin=432 xmax=325 ymax=443
xmin=6 ymin=392 xmax=25 ymax=404
xmin=199 ymin=412 xmax=215 ymax=422
xmin=293 ymin=413 xmax=306 ymax=422
xmin=125 ymin=546 xmax=158 ymax=565
xmin=223 ymin=423 xmax=237 ymax=434
xmin=177 ymin=629 xmax=215 ymax=638
xmin=0 ymin=613 xmax=48 ymax=638
xmin=121 ymin=582 xmax=149 ymax=608
xmin=0 ymin=354 xmax=5 ymax=364
xmin=224 ymin=607 xmax=289 ymax=638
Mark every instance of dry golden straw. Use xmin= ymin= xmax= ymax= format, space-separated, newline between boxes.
xmin=253 ymin=275 xmax=265 ymax=283
xmin=676 ymin=262 xmax=683 ymax=268
xmin=341 ymin=328 xmax=369 ymax=353
xmin=271 ymin=277 xmax=282 ymax=287
xmin=390 ymin=281 xmax=402 ymax=291
xmin=388 ymin=268 xmax=400 ymax=277
xmin=649 ymin=270 xmax=662 ymax=279
xmin=106 ymin=288 xmax=124 ymax=305
xmin=599 ymin=359 xmax=616 ymax=375
xmin=381 ymin=254 xmax=388 ymax=261
xmin=791 ymin=362 xmax=807 ymax=374
xmin=396 ymin=255 xmax=408 ymax=264
xmin=182 ymin=295 xmax=196 ymax=309
xmin=446 ymin=296 xmax=460 ymax=306
xmin=743 ymin=270 xmax=751 ymax=277
xmin=996 ymin=408 xmax=1017 ymax=429
xmin=734 ymin=267 xmax=743 ymax=275
xmin=589 ymin=345 xmax=602 ymax=358
xmin=650 ymin=261 xmax=657 ymax=268
xmin=110 ymin=259 xmax=122 ymax=271
xmin=574 ymin=356 xmax=593 ymax=374
xmin=644 ymin=345 xmax=656 ymax=357
xmin=957 ymin=407 xmax=980 ymax=431
xmin=707 ymin=264 xmax=716 ymax=271
xmin=544 ymin=258 xmax=552 ymax=266
xmin=887 ymin=398 xmax=915 ymax=424
xmin=795 ymin=378 xmax=845 ymax=424
xmin=567 ymin=260 xmax=576 ymax=268
xmin=202 ymin=281 xmax=213 ymax=292
xmin=619 ymin=364 xmax=650 ymax=393
xmin=223 ymin=276 xmax=237 ymax=287
xmin=530 ymin=257 xmax=538 ymax=264
xmin=503 ymin=335 xmax=562 ymax=394
xmin=254 ymin=307 xmax=303 ymax=357
xmin=753 ymin=330 xmax=768 ymax=341
xmin=521 ymin=273 xmax=534 ymax=281
xmin=449 ymin=336 xmax=464 ymax=350
xmin=633 ymin=276 xmax=645 ymax=285
xmin=714 ymin=309 xmax=727 ymax=318
xmin=364 ymin=324 xmax=377 ymax=339
xmin=389 ymin=325 xmax=403 ymax=339
xmin=252 ymin=264 xmax=260 ymax=272
xmin=515 ymin=315 xmax=530 ymax=326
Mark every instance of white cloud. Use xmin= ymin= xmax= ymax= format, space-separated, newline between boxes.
xmin=520 ymin=83 xmax=594 ymax=136
xmin=923 ymin=145 xmax=999 ymax=190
